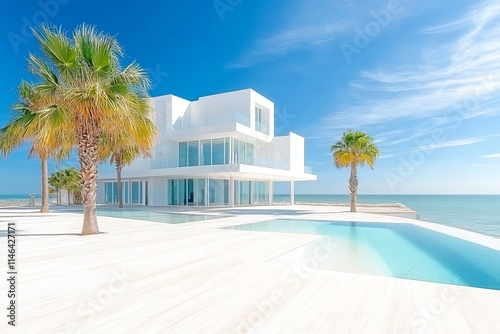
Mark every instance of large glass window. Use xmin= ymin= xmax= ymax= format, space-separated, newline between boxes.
xmin=255 ymin=106 xmax=269 ymax=134
xmin=252 ymin=181 xmax=269 ymax=204
xmin=179 ymin=142 xmax=187 ymax=167
xmin=196 ymin=178 xmax=206 ymax=206
xmin=168 ymin=179 xmax=177 ymax=205
xmin=209 ymin=179 xmax=229 ymax=206
xmin=187 ymin=179 xmax=194 ymax=205
xmin=212 ymin=138 xmax=224 ymax=165
xmin=255 ymin=107 xmax=262 ymax=131
xmin=112 ymin=182 xmax=118 ymax=203
xmin=234 ymin=180 xmax=268 ymax=205
xmin=247 ymin=142 xmax=254 ymax=165
xmin=224 ymin=137 xmax=230 ymax=164
xmin=131 ymin=181 xmax=143 ymax=204
xmin=105 ymin=181 xmax=129 ymax=204
xmin=233 ymin=139 xmax=246 ymax=164
xmin=105 ymin=182 xmax=113 ymax=204
xmin=201 ymin=140 xmax=212 ymax=165
xmin=235 ymin=180 xmax=251 ymax=205
xmin=178 ymin=179 xmax=186 ymax=205
xmin=188 ymin=141 xmax=199 ymax=166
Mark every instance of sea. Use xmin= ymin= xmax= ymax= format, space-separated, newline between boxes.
xmin=274 ymin=194 xmax=500 ymax=239
xmin=1 ymin=193 xmax=498 ymax=239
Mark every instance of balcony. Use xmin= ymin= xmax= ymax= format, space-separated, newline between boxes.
xmin=172 ymin=112 xmax=250 ymax=130
xmin=255 ymin=121 xmax=269 ymax=135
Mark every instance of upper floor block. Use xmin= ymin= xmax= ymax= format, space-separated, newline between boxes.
xmin=154 ymin=88 xmax=274 ymax=142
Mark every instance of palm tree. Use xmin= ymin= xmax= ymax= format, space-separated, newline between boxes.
xmin=99 ymin=104 xmax=157 ymax=208
xmin=0 ymin=82 xmax=72 ymax=213
xmin=62 ymin=167 xmax=80 ymax=205
xmin=330 ymin=130 xmax=380 ymax=212
xmin=28 ymin=24 xmax=152 ymax=235
xmin=48 ymin=170 xmax=65 ymax=205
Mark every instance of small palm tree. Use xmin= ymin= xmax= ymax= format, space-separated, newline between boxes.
xmin=0 ymin=82 xmax=72 ymax=212
xmin=62 ymin=167 xmax=80 ymax=205
xmin=330 ymin=130 xmax=380 ymax=212
xmin=48 ymin=170 xmax=65 ymax=205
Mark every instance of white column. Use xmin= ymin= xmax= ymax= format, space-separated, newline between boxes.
xmin=290 ymin=180 xmax=295 ymax=205
xmin=229 ymin=177 xmax=235 ymax=207
xmin=268 ymin=181 xmax=273 ymax=206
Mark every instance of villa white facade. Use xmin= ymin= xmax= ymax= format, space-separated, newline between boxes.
xmin=97 ymin=89 xmax=316 ymax=207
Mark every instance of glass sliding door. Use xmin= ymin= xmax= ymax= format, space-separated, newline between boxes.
xmin=123 ymin=181 xmax=129 ymax=204
xmin=209 ymin=179 xmax=229 ymax=206
xmin=105 ymin=181 xmax=130 ymax=204
xmin=105 ymin=182 xmax=113 ymax=204
xmin=196 ymin=178 xmax=206 ymax=206
xmin=178 ymin=178 xmax=186 ymax=205
xmin=187 ymin=179 xmax=194 ymax=205
xmin=131 ymin=181 xmax=143 ymax=205
xmin=235 ymin=180 xmax=250 ymax=205
xmin=252 ymin=181 xmax=268 ymax=205
xmin=168 ymin=179 xmax=177 ymax=205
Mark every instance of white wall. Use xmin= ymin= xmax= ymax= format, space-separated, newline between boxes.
xmin=171 ymin=95 xmax=191 ymax=123
xmin=289 ymin=132 xmax=305 ymax=173
xmin=199 ymin=89 xmax=252 ymax=123
xmin=96 ymin=181 xmax=105 ymax=203
xmin=269 ymin=136 xmax=291 ymax=170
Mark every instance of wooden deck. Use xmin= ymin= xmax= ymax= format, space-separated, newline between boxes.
xmin=0 ymin=206 xmax=499 ymax=333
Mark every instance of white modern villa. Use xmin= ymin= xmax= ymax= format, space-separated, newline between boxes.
xmin=97 ymin=89 xmax=316 ymax=207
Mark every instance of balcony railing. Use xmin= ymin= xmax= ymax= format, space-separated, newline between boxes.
xmin=255 ymin=121 xmax=269 ymax=135
xmin=172 ymin=112 xmax=250 ymax=130
xmin=125 ymin=158 xmax=292 ymax=172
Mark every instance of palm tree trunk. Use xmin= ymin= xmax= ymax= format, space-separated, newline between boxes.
xmin=115 ymin=153 xmax=123 ymax=208
xmin=348 ymin=163 xmax=358 ymax=212
xmin=40 ymin=157 xmax=49 ymax=213
xmin=78 ymin=121 xmax=100 ymax=235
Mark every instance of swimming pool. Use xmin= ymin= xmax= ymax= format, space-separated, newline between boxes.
xmin=82 ymin=208 xmax=223 ymax=224
xmin=226 ymin=219 xmax=500 ymax=290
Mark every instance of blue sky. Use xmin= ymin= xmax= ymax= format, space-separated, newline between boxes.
xmin=1 ymin=0 xmax=500 ymax=194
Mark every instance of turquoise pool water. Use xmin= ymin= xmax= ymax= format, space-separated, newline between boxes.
xmin=226 ymin=219 xmax=500 ymax=290
xmin=88 ymin=208 xmax=221 ymax=224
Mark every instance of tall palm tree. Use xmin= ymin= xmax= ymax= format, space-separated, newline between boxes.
xmin=29 ymin=24 xmax=152 ymax=235
xmin=0 ymin=81 xmax=72 ymax=213
xmin=330 ymin=130 xmax=380 ymax=212
xmin=99 ymin=103 xmax=157 ymax=208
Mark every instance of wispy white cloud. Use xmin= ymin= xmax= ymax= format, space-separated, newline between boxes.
xmin=320 ymin=0 xmax=500 ymax=132
xmin=227 ymin=0 xmax=428 ymax=69
xmin=420 ymin=17 xmax=470 ymax=35
xmin=481 ymin=153 xmax=500 ymax=158
xmin=378 ymin=154 xmax=397 ymax=159
xmin=227 ymin=22 xmax=351 ymax=68
xmin=418 ymin=137 xmax=488 ymax=150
